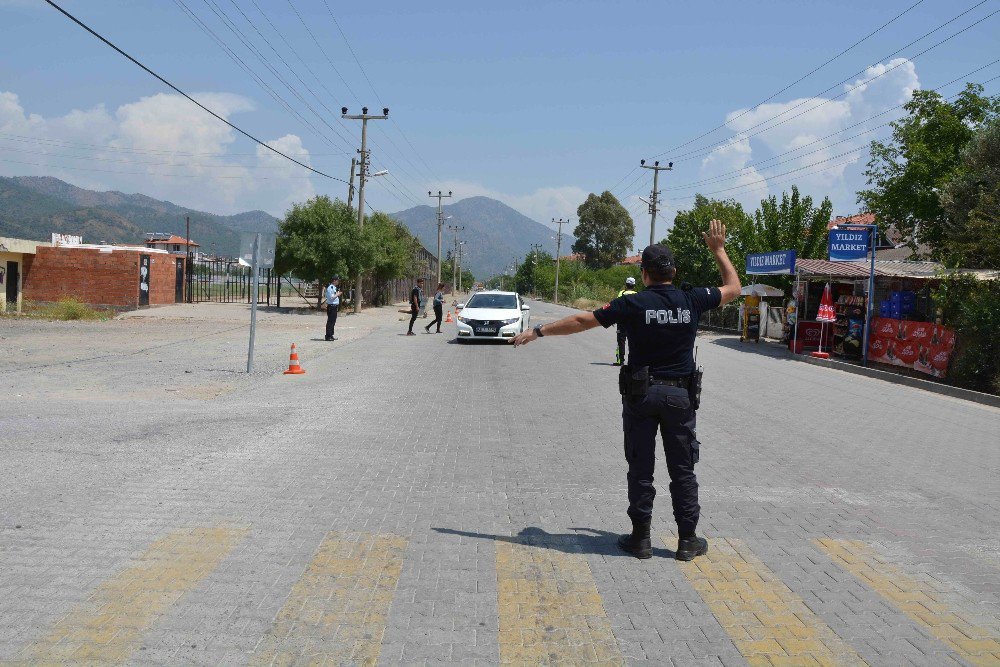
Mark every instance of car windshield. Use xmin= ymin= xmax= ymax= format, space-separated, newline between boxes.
xmin=466 ymin=294 xmax=517 ymax=309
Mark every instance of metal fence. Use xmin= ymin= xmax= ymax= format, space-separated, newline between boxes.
xmin=188 ymin=245 xmax=440 ymax=309
xmin=188 ymin=258 xmax=278 ymax=305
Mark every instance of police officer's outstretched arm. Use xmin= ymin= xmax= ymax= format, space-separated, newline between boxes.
xmin=510 ymin=312 xmax=600 ymax=347
xmin=703 ymin=219 xmax=741 ymax=305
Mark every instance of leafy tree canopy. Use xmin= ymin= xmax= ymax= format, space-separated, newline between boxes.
xmin=572 ymin=191 xmax=634 ymax=268
xmin=666 ymin=195 xmax=751 ymax=288
xmin=858 ymin=84 xmax=1000 ymax=256
xmin=938 ymin=118 xmax=1000 ymax=269
xmin=274 ymin=196 xmax=360 ymax=283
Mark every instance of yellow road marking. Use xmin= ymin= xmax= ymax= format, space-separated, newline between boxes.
xmin=496 ymin=538 xmax=623 ymax=666
xmin=18 ymin=524 xmax=247 ymax=665
xmin=818 ymin=539 xmax=1000 ymax=667
xmin=251 ymin=532 xmax=407 ymax=666
xmin=670 ymin=536 xmax=867 ymax=667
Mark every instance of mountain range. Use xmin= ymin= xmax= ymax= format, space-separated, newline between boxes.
xmin=389 ymin=196 xmax=572 ymax=278
xmin=0 ymin=176 xmax=569 ymax=279
xmin=0 ymin=176 xmax=278 ymax=256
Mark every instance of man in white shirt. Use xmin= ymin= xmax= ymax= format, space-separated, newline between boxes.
xmin=325 ymin=276 xmax=342 ymax=341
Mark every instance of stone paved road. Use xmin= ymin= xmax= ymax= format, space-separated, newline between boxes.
xmin=1 ymin=299 xmax=998 ymax=666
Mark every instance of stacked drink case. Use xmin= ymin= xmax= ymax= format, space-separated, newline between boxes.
xmin=868 ymin=318 xmax=955 ymax=378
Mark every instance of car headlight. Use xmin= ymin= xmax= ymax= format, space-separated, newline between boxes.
xmin=500 ymin=317 xmax=520 ymax=325
xmin=458 ymin=317 xmax=473 ymax=324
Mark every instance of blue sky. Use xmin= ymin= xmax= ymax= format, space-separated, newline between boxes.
xmin=1 ymin=0 xmax=998 ymax=252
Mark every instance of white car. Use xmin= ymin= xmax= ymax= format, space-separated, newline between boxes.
xmin=455 ymin=291 xmax=530 ymax=341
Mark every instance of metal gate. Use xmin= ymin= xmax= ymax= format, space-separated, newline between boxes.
xmin=189 ymin=258 xmax=278 ymax=305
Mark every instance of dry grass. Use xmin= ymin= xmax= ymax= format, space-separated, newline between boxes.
xmin=570 ymin=297 xmax=607 ymax=311
xmin=11 ymin=298 xmax=114 ymax=321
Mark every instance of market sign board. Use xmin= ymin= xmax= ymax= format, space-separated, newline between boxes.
xmin=828 ymin=229 xmax=870 ymax=261
xmin=746 ymin=250 xmax=796 ymax=275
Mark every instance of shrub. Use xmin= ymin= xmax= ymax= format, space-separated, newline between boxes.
xmin=26 ymin=298 xmax=112 ymax=321
xmin=932 ymin=276 xmax=1000 ymax=394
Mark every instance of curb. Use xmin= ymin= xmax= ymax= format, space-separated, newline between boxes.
xmin=795 ymin=353 xmax=1000 ymax=408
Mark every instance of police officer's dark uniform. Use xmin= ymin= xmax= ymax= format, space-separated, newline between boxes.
xmin=592 ymin=245 xmax=721 ymax=560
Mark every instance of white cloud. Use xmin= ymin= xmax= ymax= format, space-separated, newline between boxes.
xmin=0 ymin=90 xmax=316 ymax=216
xmin=677 ymin=58 xmax=923 ymax=217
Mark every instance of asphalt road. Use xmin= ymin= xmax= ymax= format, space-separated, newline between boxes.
xmin=1 ymin=298 xmax=998 ymax=665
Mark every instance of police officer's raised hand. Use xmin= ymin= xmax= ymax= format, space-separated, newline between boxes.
xmin=702 ymin=219 xmax=727 ymax=253
xmin=510 ymin=328 xmax=537 ymax=347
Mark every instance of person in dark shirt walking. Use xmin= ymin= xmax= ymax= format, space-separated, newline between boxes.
xmin=407 ymin=278 xmax=424 ymax=336
xmin=425 ymin=282 xmax=445 ymax=333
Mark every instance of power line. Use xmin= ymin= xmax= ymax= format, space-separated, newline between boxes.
xmin=0 ymin=132 xmax=350 ymax=157
xmin=660 ymin=2 xmax=999 ymax=162
xmin=0 ymin=156 xmax=314 ymax=180
xmin=42 ymin=0 xmax=344 ymax=181
xmin=171 ymin=0 xmax=346 ymax=154
xmin=656 ymin=0 xmax=928 ymax=158
xmin=660 ymin=63 xmax=1000 ymax=192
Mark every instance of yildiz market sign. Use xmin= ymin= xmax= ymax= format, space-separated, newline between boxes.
xmin=745 ymin=250 xmax=796 ymax=275
xmin=828 ymin=228 xmax=871 ymax=261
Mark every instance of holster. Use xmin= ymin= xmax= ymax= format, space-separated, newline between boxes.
xmin=618 ymin=365 xmax=650 ymax=401
xmin=688 ymin=367 xmax=703 ymax=410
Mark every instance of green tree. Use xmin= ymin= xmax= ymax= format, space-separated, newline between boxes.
xmin=275 ymin=196 xmax=361 ymax=305
xmin=364 ymin=212 xmax=422 ymax=305
xmin=666 ymin=195 xmax=751 ymax=287
xmin=932 ymin=276 xmax=1000 ymax=394
xmin=938 ymin=118 xmax=1000 ymax=269
xmin=572 ymin=191 xmax=634 ymax=268
xmin=858 ymin=84 xmax=1000 ymax=254
xmin=275 ymin=196 xmax=357 ymax=281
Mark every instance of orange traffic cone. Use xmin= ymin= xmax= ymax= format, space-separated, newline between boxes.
xmin=283 ymin=343 xmax=306 ymax=375
xmin=445 ymin=310 xmax=453 ymax=323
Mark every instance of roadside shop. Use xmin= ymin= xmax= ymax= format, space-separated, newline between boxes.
xmin=790 ymin=258 xmax=995 ymax=379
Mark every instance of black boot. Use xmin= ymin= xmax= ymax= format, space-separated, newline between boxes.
xmin=617 ymin=519 xmax=652 ymax=559
xmin=676 ymin=535 xmax=708 ymax=561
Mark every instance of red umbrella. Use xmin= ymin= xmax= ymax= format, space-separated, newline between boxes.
xmin=813 ymin=283 xmax=836 ymax=358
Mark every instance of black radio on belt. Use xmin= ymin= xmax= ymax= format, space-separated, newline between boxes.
xmin=618 ymin=365 xmax=649 ymax=400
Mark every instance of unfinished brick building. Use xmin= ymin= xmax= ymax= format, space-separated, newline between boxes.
xmin=24 ymin=245 xmax=185 ymax=310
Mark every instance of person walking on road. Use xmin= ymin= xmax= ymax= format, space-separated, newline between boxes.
xmin=425 ymin=282 xmax=446 ymax=333
xmin=407 ymin=278 xmax=425 ymax=336
xmin=324 ymin=276 xmax=342 ymax=341
xmin=614 ymin=276 xmax=638 ymax=365
xmin=510 ymin=220 xmax=740 ymax=561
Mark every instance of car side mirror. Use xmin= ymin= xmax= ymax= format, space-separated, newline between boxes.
xmin=457 ymin=303 xmax=465 ymax=310
xmin=521 ymin=304 xmax=530 ymax=310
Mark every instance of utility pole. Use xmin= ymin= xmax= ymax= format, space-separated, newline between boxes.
xmin=448 ymin=223 xmax=464 ymax=291
xmin=529 ymin=243 xmax=543 ymax=296
xmin=552 ymin=217 xmax=569 ymax=304
xmin=185 ymin=215 xmax=192 ymax=303
xmin=640 ymin=159 xmax=673 ymax=247
xmin=347 ymin=157 xmax=357 ymax=208
xmin=457 ymin=241 xmax=466 ymax=292
xmin=342 ymin=106 xmax=389 ymax=313
xmin=429 ymin=190 xmax=452 ymax=285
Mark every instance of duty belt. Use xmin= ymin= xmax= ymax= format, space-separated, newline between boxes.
xmin=650 ymin=376 xmax=691 ymax=388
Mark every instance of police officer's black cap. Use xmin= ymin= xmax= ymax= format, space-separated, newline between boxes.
xmin=640 ymin=244 xmax=675 ymax=271
xmin=332 ymin=275 xmax=340 ymax=280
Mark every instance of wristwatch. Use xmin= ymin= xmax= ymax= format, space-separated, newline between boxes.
xmin=533 ymin=324 xmax=545 ymax=337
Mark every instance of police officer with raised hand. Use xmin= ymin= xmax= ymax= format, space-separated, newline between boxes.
xmin=511 ymin=220 xmax=740 ymax=561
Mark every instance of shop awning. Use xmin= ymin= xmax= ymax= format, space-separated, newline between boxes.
xmin=794 ymin=258 xmax=999 ymax=281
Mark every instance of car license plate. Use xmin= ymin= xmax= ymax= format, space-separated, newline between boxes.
xmin=477 ymin=327 xmax=497 ymax=335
